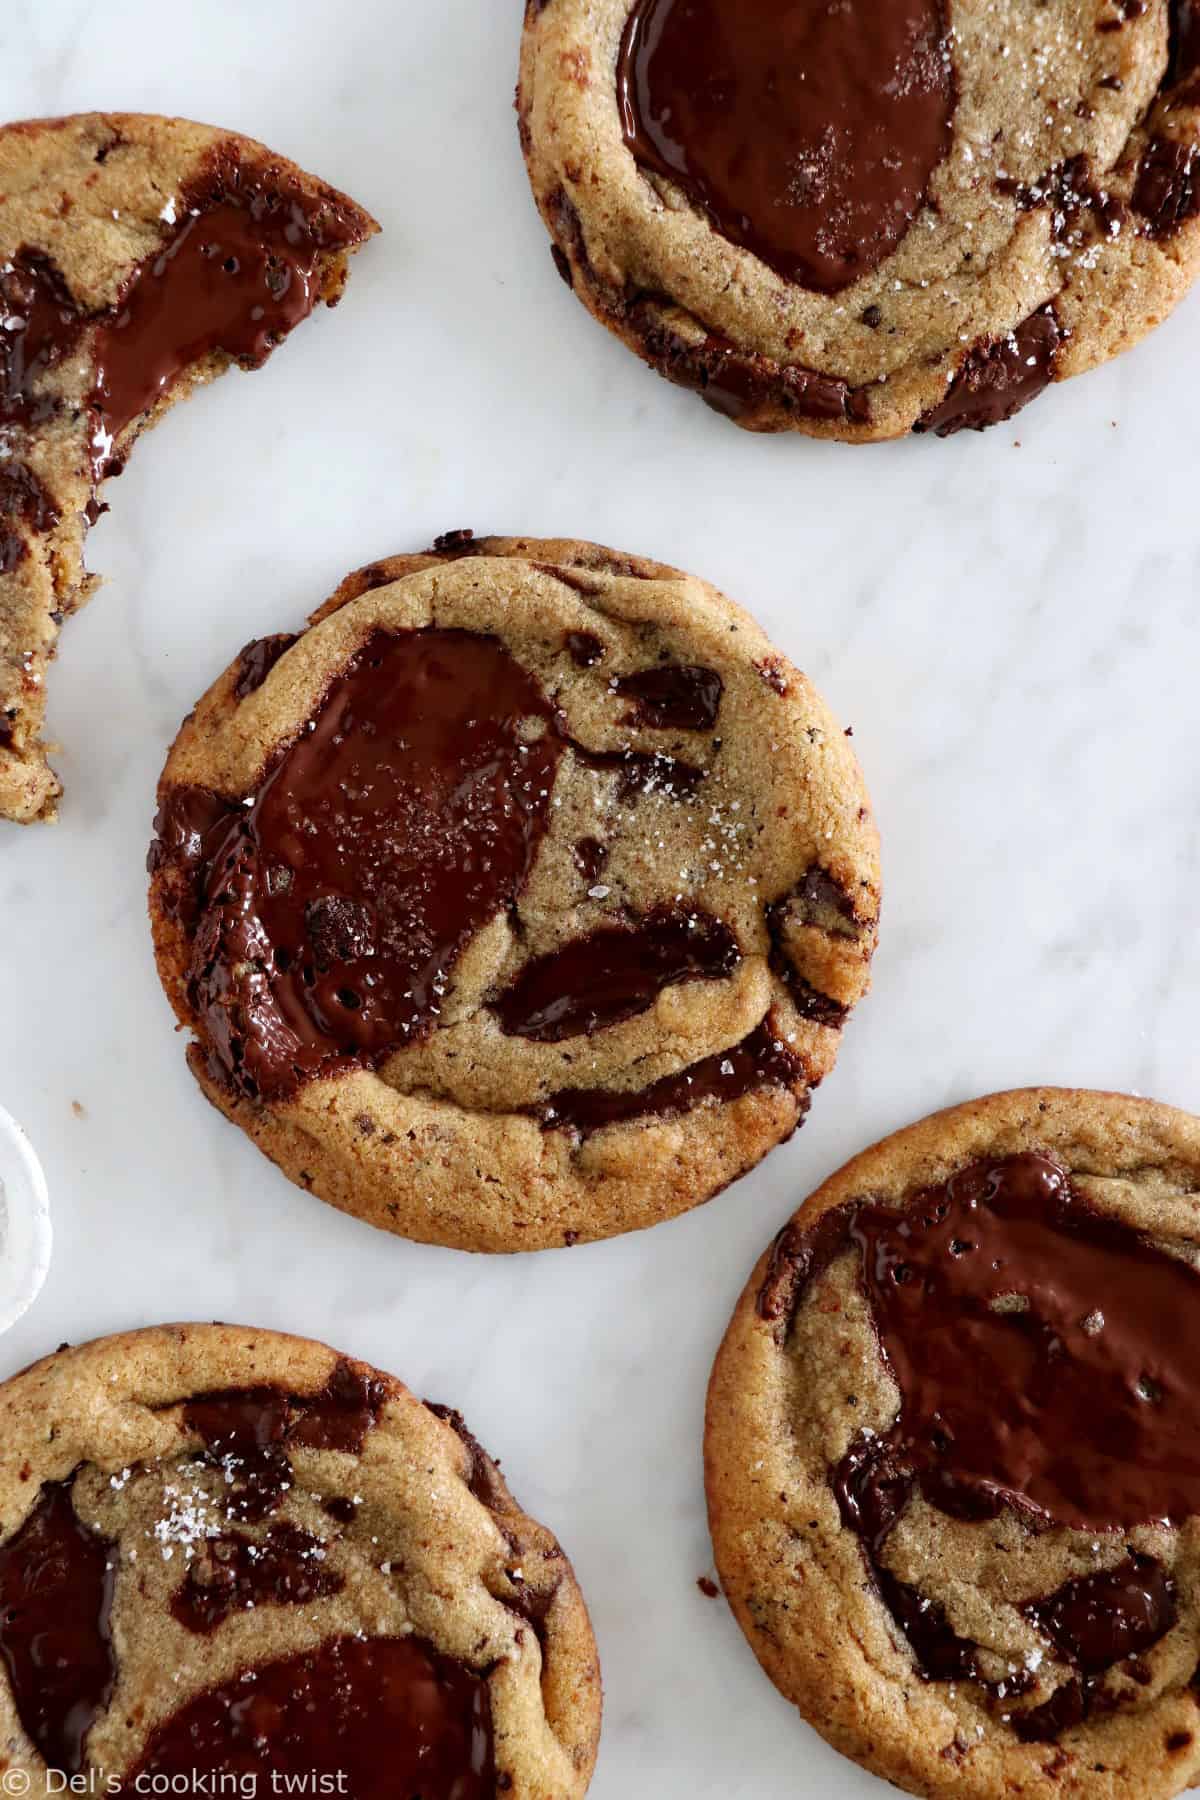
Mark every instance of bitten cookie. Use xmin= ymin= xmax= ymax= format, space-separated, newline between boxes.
xmin=0 ymin=1324 xmax=600 ymax=1799
xmin=148 ymin=533 xmax=879 ymax=1253
xmin=518 ymin=0 xmax=1200 ymax=441
xmin=706 ymin=1088 xmax=1200 ymax=1800
xmin=0 ymin=112 xmax=377 ymax=824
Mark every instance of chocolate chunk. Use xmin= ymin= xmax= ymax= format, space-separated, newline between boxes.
xmin=288 ymin=1358 xmax=386 ymax=1453
xmin=0 ymin=250 xmax=84 ymax=430
xmin=426 ymin=1404 xmax=511 ymax=1513
xmin=618 ymin=0 xmax=955 ymax=293
xmin=538 ymin=1016 xmax=804 ymax=1134
xmin=766 ymin=891 xmax=851 ymax=1023
xmin=565 ymin=630 xmax=605 ymax=666
xmin=570 ymin=742 xmax=706 ymax=800
xmin=304 ymin=894 xmax=377 ymax=969
xmin=0 ymin=1479 xmax=116 ymax=1775
xmin=118 ymin=1635 xmax=494 ymax=1797
xmin=614 ymin=663 xmax=723 ymax=731
xmin=0 ymin=532 xmax=25 ymax=573
xmin=1171 ymin=0 xmax=1200 ymax=82
xmin=915 ymin=304 xmax=1061 ymax=435
xmin=1025 ymin=1557 xmax=1176 ymax=1674
xmin=0 ymin=461 xmax=60 ymax=537
xmin=234 ymin=632 xmax=298 ymax=700
xmin=494 ymin=906 xmax=740 ymax=1041
xmin=639 ymin=320 xmax=869 ymax=424
xmin=573 ymin=837 xmax=608 ymax=884
xmin=172 ymin=1521 xmax=344 ymax=1634
xmin=322 ymin=1495 xmax=359 ymax=1524
xmin=1133 ymin=137 xmax=1200 ymax=237
xmin=757 ymin=1202 xmax=856 ymax=1325
xmin=183 ymin=1385 xmax=294 ymax=1523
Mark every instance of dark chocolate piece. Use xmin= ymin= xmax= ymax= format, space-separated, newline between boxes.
xmin=288 ymin=1357 xmax=386 ymax=1454
xmin=1133 ymin=137 xmax=1200 ymax=237
xmin=183 ymin=1385 xmax=295 ymax=1524
xmin=614 ymin=663 xmax=723 ymax=731
xmin=234 ymin=633 xmax=298 ymax=700
xmin=171 ymin=1521 xmax=344 ymax=1635
xmin=322 ymin=1495 xmax=359 ymax=1524
xmin=0 ymin=1479 xmax=116 ymax=1775
xmin=181 ymin=1363 xmax=382 ymax=1522
xmin=0 ymin=462 xmax=60 ymax=540
xmin=538 ymin=1016 xmax=803 ymax=1134
xmin=0 ymin=250 xmax=84 ymax=430
xmin=633 ymin=316 xmax=870 ymax=425
xmin=1171 ymin=0 xmax=1200 ymax=82
xmin=914 ymin=305 xmax=1061 ymax=436
xmin=120 ymin=1635 xmax=494 ymax=1798
xmin=569 ymin=741 xmax=706 ymax=800
xmin=573 ymin=837 xmax=608 ymax=884
xmin=494 ymin=906 xmax=740 ymax=1042
xmin=1025 ymin=1556 xmax=1176 ymax=1675
xmin=426 ymin=1404 xmax=511 ymax=1513
xmin=566 ymin=630 xmax=605 ymax=667
xmin=618 ymin=0 xmax=955 ymax=293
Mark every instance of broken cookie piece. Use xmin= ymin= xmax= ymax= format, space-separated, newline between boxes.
xmin=0 ymin=112 xmax=377 ymax=823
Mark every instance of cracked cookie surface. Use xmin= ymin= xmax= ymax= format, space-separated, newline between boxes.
xmin=706 ymin=1087 xmax=1200 ymax=1800
xmin=518 ymin=0 xmax=1200 ymax=441
xmin=148 ymin=534 xmax=879 ymax=1252
xmin=0 ymin=112 xmax=376 ymax=824
xmin=0 ymin=1323 xmax=599 ymax=1798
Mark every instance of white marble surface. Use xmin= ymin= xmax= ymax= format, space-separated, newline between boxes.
xmin=2 ymin=3 xmax=1200 ymax=1794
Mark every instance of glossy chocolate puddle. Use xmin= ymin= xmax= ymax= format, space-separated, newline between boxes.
xmin=760 ymin=1151 xmax=1200 ymax=1738
xmin=618 ymin=0 xmax=955 ymax=292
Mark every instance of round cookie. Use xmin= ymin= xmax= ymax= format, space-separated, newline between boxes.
xmin=148 ymin=532 xmax=879 ymax=1253
xmin=0 ymin=1323 xmax=600 ymax=1797
xmin=0 ymin=113 xmax=377 ymax=824
xmin=706 ymin=1087 xmax=1200 ymax=1800
xmin=518 ymin=0 xmax=1200 ymax=441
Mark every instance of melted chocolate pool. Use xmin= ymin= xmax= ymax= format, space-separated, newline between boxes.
xmin=171 ymin=629 xmax=564 ymax=1100
xmin=618 ymin=0 xmax=955 ymax=292
xmin=87 ymin=167 xmax=358 ymax=482
xmin=761 ymin=1151 xmax=1200 ymax=1734
xmin=120 ymin=1634 xmax=494 ymax=1798
xmin=0 ymin=1480 xmax=116 ymax=1775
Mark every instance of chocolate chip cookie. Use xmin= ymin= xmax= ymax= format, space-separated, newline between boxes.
xmin=706 ymin=1087 xmax=1200 ymax=1799
xmin=148 ymin=533 xmax=879 ymax=1252
xmin=0 ymin=1323 xmax=599 ymax=1798
xmin=519 ymin=0 xmax=1200 ymax=440
xmin=0 ymin=113 xmax=376 ymax=824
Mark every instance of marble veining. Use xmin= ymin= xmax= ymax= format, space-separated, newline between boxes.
xmin=2 ymin=4 xmax=1200 ymax=1795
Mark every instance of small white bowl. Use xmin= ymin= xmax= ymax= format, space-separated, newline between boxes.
xmin=0 ymin=1104 xmax=52 ymax=1332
